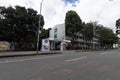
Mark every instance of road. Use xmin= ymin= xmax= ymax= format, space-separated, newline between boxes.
xmin=0 ymin=49 xmax=120 ymax=80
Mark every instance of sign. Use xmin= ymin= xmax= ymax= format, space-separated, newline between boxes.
xmin=41 ymin=39 xmax=50 ymax=51
xmin=116 ymin=30 xmax=120 ymax=34
xmin=0 ymin=41 xmax=10 ymax=51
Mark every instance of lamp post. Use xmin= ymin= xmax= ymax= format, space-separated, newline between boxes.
xmin=36 ymin=0 xmax=44 ymax=54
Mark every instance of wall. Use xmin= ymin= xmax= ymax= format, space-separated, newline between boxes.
xmin=49 ymin=24 xmax=65 ymax=40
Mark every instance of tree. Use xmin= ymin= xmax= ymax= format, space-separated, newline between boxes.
xmin=99 ymin=26 xmax=118 ymax=48
xmin=65 ymin=10 xmax=82 ymax=48
xmin=40 ymin=28 xmax=51 ymax=39
xmin=0 ymin=6 xmax=45 ymax=50
xmin=116 ymin=18 xmax=120 ymax=29
xmin=83 ymin=22 xmax=118 ymax=49
xmin=83 ymin=22 xmax=94 ymax=41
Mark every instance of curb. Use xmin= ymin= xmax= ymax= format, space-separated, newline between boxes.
xmin=0 ymin=53 xmax=36 ymax=58
xmin=0 ymin=51 xmax=62 ymax=58
xmin=0 ymin=49 xmax=115 ymax=58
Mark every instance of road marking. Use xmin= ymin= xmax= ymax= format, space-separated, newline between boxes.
xmin=101 ymin=52 xmax=108 ymax=55
xmin=65 ymin=56 xmax=87 ymax=62
xmin=101 ymin=52 xmax=112 ymax=55
xmin=0 ymin=58 xmax=41 ymax=64
xmin=0 ymin=55 xmax=66 ymax=64
xmin=101 ymin=51 xmax=115 ymax=55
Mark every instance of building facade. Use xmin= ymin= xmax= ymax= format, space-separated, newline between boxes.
xmin=49 ymin=23 xmax=100 ymax=50
xmin=49 ymin=24 xmax=66 ymax=41
xmin=49 ymin=24 xmax=70 ymax=51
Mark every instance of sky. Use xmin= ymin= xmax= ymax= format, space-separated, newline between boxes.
xmin=0 ymin=0 xmax=120 ymax=31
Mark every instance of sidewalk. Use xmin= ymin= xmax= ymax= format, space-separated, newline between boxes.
xmin=0 ymin=49 xmax=113 ymax=58
xmin=0 ymin=50 xmax=98 ymax=58
xmin=0 ymin=51 xmax=62 ymax=58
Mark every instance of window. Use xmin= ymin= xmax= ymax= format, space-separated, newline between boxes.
xmin=54 ymin=28 xmax=57 ymax=33
xmin=54 ymin=34 xmax=57 ymax=38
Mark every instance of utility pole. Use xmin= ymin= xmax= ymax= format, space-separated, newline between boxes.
xmin=36 ymin=0 xmax=44 ymax=54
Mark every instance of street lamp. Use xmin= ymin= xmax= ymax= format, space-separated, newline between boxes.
xmin=36 ymin=0 xmax=44 ymax=54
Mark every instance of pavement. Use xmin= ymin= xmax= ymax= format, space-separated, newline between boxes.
xmin=0 ymin=49 xmax=115 ymax=58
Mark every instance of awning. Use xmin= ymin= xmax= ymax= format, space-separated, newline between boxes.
xmin=48 ymin=38 xmax=71 ymax=43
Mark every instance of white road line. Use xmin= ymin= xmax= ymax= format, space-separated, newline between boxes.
xmin=101 ymin=52 xmax=108 ymax=55
xmin=0 ymin=58 xmax=41 ymax=64
xmin=101 ymin=51 xmax=113 ymax=55
xmin=0 ymin=55 xmax=65 ymax=64
xmin=65 ymin=56 xmax=87 ymax=62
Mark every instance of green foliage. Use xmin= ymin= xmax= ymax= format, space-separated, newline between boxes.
xmin=99 ymin=26 xmax=118 ymax=47
xmin=116 ymin=18 xmax=120 ymax=29
xmin=65 ymin=10 xmax=118 ymax=49
xmin=65 ymin=10 xmax=83 ymax=49
xmin=0 ymin=6 xmax=45 ymax=50
xmin=65 ymin=10 xmax=82 ymax=36
xmin=83 ymin=22 xmax=94 ymax=40
xmin=40 ymin=28 xmax=51 ymax=39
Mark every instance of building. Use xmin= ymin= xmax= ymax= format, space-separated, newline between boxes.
xmin=118 ymin=38 xmax=120 ymax=47
xmin=49 ymin=24 xmax=70 ymax=51
xmin=49 ymin=23 xmax=100 ymax=50
xmin=49 ymin=24 xmax=65 ymax=41
xmin=66 ymin=30 xmax=100 ymax=50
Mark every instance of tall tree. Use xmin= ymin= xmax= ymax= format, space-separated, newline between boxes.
xmin=83 ymin=22 xmax=94 ymax=41
xmin=65 ymin=10 xmax=82 ymax=48
xmin=99 ymin=26 xmax=118 ymax=48
xmin=116 ymin=18 xmax=120 ymax=29
xmin=0 ymin=6 xmax=45 ymax=50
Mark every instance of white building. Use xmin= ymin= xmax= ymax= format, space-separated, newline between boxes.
xmin=49 ymin=24 xmax=65 ymax=41
xmin=49 ymin=23 xmax=100 ymax=50
xmin=49 ymin=24 xmax=70 ymax=51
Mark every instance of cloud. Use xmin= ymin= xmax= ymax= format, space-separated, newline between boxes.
xmin=0 ymin=0 xmax=120 ymax=31
xmin=64 ymin=0 xmax=79 ymax=3
xmin=76 ymin=0 xmax=120 ymax=30
xmin=63 ymin=0 xmax=80 ymax=6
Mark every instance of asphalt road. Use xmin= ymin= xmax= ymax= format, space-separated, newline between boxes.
xmin=0 ymin=49 xmax=120 ymax=80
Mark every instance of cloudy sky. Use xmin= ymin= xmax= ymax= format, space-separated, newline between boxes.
xmin=0 ymin=0 xmax=120 ymax=31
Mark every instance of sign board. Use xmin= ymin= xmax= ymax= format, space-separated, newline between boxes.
xmin=41 ymin=39 xmax=50 ymax=51
xmin=0 ymin=41 xmax=10 ymax=51
xmin=116 ymin=30 xmax=120 ymax=34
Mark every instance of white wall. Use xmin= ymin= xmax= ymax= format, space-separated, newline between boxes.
xmin=49 ymin=24 xmax=65 ymax=40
